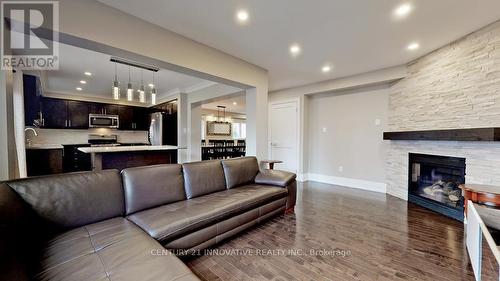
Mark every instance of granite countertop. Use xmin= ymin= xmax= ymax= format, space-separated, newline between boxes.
xmin=26 ymin=144 xmax=64 ymax=150
xmin=77 ymin=145 xmax=178 ymax=153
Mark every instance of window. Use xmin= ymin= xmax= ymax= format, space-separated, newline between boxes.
xmin=232 ymin=122 xmax=246 ymax=139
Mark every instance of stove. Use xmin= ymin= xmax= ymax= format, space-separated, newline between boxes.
xmin=90 ymin=143 xmax=121 ymax=147
xmin=88 ymin=134 xmax=119 ymax=147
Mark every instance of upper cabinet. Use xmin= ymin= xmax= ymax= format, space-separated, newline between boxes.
xmin=23 ymin=75 xmax=42 ymax=127
xmin=24 ymin=74 xmax=155 ymax=131
xmin=41 ymin=98 xmax=67 ymax=129
xmin=41 ymin=98 xmax=89 ymax=129
xmin=89 ymin=103 xmax=118 ymax=115
xmin=118 ymin=105 xmax=134 ymax=130
xmin=133 ymin=107 xmax=152 ymax=130
xmin=66 ymin=100 xmax=89 ymax=129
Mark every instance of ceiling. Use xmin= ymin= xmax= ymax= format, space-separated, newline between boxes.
xmin=202 ymin=94 xmax=246 ymax=114
xmin=39 ymin=42 xmax=214 ymax=104
xmin=99 ymin=0 xmax=500 ymax=91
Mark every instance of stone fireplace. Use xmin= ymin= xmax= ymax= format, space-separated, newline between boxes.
xmin=385 ymin=21 xmax=500 ymax=213
xmin=408 ymin=153 xmax=465 ymax=221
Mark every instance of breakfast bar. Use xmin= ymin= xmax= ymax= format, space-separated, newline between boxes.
xmin=78 ymin=145 xmax=178 ymax=171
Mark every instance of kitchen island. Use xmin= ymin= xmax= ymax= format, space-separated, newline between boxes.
xmin=78 ymin=145 xmax=178 ymax=171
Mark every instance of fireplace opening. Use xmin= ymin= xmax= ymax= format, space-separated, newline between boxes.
xmin=408 ymin=153 xmax=466 ymax=221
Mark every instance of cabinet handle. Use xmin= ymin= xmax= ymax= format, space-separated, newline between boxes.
xmin=69 ymin=120 xmax=71 ymax=127
xmin=65 ymin=120 xmax=68 ymax=127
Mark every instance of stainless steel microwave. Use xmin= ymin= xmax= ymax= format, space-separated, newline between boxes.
xmin=89 ymin=114 xmax=119 ymax=128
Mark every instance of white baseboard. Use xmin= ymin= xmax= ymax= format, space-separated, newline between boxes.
xmin=305 ymin=173 xmax=387 ymax=193
xmin=296 ymin=173 xmax=308 ymax=182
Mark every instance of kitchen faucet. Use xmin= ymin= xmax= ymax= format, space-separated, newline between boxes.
xmin=24 ymin=127 xmax=38 ymax=147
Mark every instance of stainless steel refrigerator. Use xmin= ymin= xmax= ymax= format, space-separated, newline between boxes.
xmin=149 ymin=112 xmax=177 ymax=146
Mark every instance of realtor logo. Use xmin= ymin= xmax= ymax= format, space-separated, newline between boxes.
xmin=1 ymin=1 xmax=59 ymax=70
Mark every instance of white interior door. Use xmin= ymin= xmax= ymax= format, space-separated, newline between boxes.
xmin=269 ymin=100 xmax=298 ymax=173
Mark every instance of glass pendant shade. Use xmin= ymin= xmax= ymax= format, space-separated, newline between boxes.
xmin=139 ymin=86 xmax=146 ymax=103
xmin=127 ymin=83 xmax=133 ymax=101
xmin=151 ymin=88 xmax=156 ymax=105
xmin=112 ymin=80 xmax=120 ymax=100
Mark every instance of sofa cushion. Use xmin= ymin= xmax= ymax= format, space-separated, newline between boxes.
xmin=221 ymin=157 xmax=259 ymax=189
xmin=122 ymin=164 xmax=186 ymax=215
xmin=182 ymin=160 xmax=226 ymax=199
xmin=255 ymin=169 xmax=297 ymax=187
xmin=127 ymin=184 xmax=287 ymax=243
xmin=34 ymin=218 xmax=200 ymax=281
xmin=6 ymin=170 xmax=124 ymax=229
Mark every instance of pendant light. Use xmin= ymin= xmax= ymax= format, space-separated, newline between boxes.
xmin=127 ymin=66 xmax=133 ymax=101
xmin=139 ymin=69 xmax=145 ymax=103
xmin=151 ymin=71 xmax=156 ymax=105
xmin=112 ymin=62 xmax=120 ymax=100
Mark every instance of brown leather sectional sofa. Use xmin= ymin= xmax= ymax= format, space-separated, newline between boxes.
xmin=0 ymin=156 xmax=296 ymax=281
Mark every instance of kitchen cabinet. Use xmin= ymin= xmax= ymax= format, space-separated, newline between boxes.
xmin=23 ymin=74 xmax=42 ymax=127
xmin=24 ymin=80 xmax=154 ymax=131
xmin=66 ymin=100 xmax=89 ymax=129
xmin=118 ymin=106 xmax=134 ymax=130
xmin=41 ymin=98 xmax=67 ymax=129
xmin=134 ymin=107 xmax=151 ymax=130
xmin=41 ymin=98 xmax=89 ymax=129
xmin=63 ymin=144 xmax=91 ymax=172
xmin=26 ymin=148 xmax=63 ymax=176
xmin=89 ymin=103 xmax=118 ymax=115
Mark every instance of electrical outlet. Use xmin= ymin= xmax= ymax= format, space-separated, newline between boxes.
xmin=338 ymin=166 xmax=343 ymax=172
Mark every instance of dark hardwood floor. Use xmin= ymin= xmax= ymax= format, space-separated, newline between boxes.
xmin=184 ymin=181 xmax=475 ymax=281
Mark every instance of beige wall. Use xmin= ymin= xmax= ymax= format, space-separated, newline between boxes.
xmin=307 ymin=86 xmax=389 ymax=183
xmin=269 ymin=67 xmax=404 ymax=186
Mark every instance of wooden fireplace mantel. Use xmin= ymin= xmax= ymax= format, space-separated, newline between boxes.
xmin=383 ymin=127 xmax=500 ymax=141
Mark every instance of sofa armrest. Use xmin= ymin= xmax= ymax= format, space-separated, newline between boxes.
xmin=255 ymin=170 xmax=296 ymax=187
xmin=255 ymin=170 xmax=297 ymax=212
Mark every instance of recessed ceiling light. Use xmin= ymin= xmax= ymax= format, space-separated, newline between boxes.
xmin=148 ymin=83 xmax=155 ymax=88
xmin=84 ymin=72 xmax=92 ymax=76
xmin=394 ymin=3 xmax=413 ymax=17
xmin=80 ymin=80 xmax=87 ymax=84
xmin=322 ymin=65 xmax=332 ymax=73
xmin=290 ymin=44 xmax=301 ymax=56
xmin=76 ymin=87 xmax=82 ymax=91
xmin=407 ymin=42 xmax=419 ymax=51
xmin=236 ymin=10 xmax=249 ymax=23
xmin=233 ymin=102 xmax=237 ymax=105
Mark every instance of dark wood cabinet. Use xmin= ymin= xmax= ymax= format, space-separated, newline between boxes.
xmin=66 ymin=100 xmax=89 ymax=129
xmin=26 ymin=148 xmax=63 ymax=176
xmin=89 ymin=103 xmax=105 ymax=115
xmin=118 ymin=106 xmax=134 ymax=130
xmin=24 ymin=78 xmax=153 ymax=131
xmin=63 ymin=144 xmax=91 ymax=173
xmin=134 ymin=107 xmax=151 ymax=130
xmin=164 ymin=113 xmax=178 ymax=145
xmin=41 ymin=99 xmax=89 ymax=129
xmin=41 ymin=98 xmax=68 ymax=129
xmin=23 ymin=75 xmax=42 ymax=127
xmin=89 ymin=103 xmax=119 ymax=115
xmin=105 ymin=104 xmax=119 ymax=115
